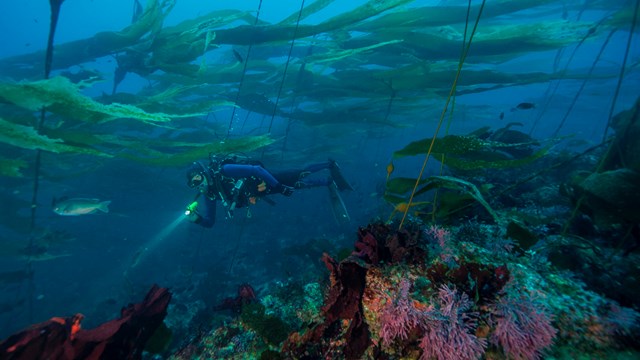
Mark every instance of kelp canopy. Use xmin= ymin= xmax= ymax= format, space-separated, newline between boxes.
xmin=0 ymin=0 xmax=637 ymax=178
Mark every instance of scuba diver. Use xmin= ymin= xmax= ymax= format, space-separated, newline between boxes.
xmin=185 ymin=154 xmax=353 ymax=227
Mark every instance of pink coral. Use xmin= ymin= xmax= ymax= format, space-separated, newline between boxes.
xmin=418 ymin=285 xmax=486 ymax=360
xmin=379 ymin=278 xmax=423 ymax=346
xmin=379 ymin=282 xmax=486 ymax=359
xmin=426 ymin=224 xmax=456 ymax=264
xmin=427 ymin=225 xmax=451 ymax=249
xmin=490 ymin=295 xmax=557 ymax=360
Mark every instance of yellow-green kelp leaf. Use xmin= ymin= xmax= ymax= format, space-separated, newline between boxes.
xmin=125 ymin=134 xmax=276 ymax=166
xmin=0 ymin=156 xmax=27 ymax=177
xmin=382 ymin=193 xmax=408 ymax=206
xmin=393 ymin=134 xmax=550 ymax=170
xmin=305 ymin=40 xmax=403 ymax=64
xmin=473 ymin=20 xmax=588 ymax=48
xmin=416 ymin=175 xmax=500 ymax=224
xmin=278 ymin=0 xmax=335 ymax=25
xmin=384 ymin=175 xmax=500 ymax=223
xmin=385 ymin=177 xmax=428 ymax=196
xmin=394 ymin=135 xmax=495 ymax=157
xmin=316 ymin=0 xmax=413 ymax=34
xmin=42 ymin=127 xmax=114 ymax=148
xmin=443 ymin=146 xmax=550 ymax=170
xmin=0 ymin=76 xmax=203 ymax=124
xmin=0 ymin=117 xmax=111 ymax=157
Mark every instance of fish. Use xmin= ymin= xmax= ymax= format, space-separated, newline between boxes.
xmin=393 ymin=201 xmax=430 ymax=213
xmin=52 ymin=197 xmax=111 ymax=216
xmin=232 ymin=49 xmax=244 ymax=63
xmin=499 ymin=111 xmax=504 ymax=120
xmin=515 ymin=102 xmax=536 ymax=110
xmin=386 ymin=161 xmax=394 ymax=182
xmin=22 ymin=252 xmax=72 ymax=262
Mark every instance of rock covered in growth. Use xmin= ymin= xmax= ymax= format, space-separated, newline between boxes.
xmin=167 ymin=221 xmax=640 ymax=359
xmin=282 ymin=222 xmax=639 ymax=359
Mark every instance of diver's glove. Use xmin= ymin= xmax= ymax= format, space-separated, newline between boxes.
xmin=186 ymin=211 xmax=202 ymax=223
xmin=185 ymin=201 xmax=202 ymax=223
xmin=275 ymin=183 xmax=294 ymax=197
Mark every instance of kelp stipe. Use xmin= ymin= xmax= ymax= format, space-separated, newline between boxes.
xmin=397 ymin=0 xmax=487 ymax=229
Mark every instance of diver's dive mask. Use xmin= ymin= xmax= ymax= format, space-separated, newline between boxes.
xmin=189 ymin=173 xmax=208 ymax=192
xmin=187 ymin=162 xmax=210 ymax=192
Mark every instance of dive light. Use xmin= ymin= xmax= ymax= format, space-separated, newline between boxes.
xmin=185 ymin=201 xmax=198 ymax=216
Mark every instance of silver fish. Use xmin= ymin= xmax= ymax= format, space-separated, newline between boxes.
xmin=52 ymin=197 xmax=111 ymax=216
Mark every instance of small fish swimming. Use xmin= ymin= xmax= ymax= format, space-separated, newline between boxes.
xmin=52 ymin=197 xmax=111 ymax=216
xmin=386 ymin=161 xmax=394 ymax=182
xmin=515 ymin=102 xmax=536 ymax=110
xmin=232 ymin=49 xmax=244 ymax=63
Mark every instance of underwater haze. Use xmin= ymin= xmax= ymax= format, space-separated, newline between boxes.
xmin=1 ymin=0 xmax=640 ymax=359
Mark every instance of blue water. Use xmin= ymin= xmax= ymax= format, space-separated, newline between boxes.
xmin=0 ymin=0 xmax=638 ymax=351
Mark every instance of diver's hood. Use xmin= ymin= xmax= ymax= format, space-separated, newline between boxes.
xmin=186 ymin=161 xmax=212 ymax=188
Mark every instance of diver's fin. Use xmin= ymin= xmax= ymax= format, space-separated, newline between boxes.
xmin=98 ymin=200 xmax=111 ymax=213
xmin=328 ymin=181 xmax=350 ymax=225
xmin=329 ymin=159 xmax=354 ymax=191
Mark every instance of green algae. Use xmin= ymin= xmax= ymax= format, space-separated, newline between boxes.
xmin=393 ymin=134 xmax=550 ymax=170
xmin=240 ymin=303 xmax=290 ymax=346
xmin=0 ymin=76 xmax=204 ymax=124
xmin=123 ymin=134 xmax=276 ymax=166
xmin=0 ymin=117 xmax=111 ymax=157
xmin=0 ymin=156 xmax=28 ymax=177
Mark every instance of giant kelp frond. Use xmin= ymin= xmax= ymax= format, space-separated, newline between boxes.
xmin=141 ymin=84 xmax=201 ymax=104
xmin=92 ymin=102 xmax=186 ymax=124
xmin=412 ymin=176 xmax=500 ymax=224
xmin=385 ymin=174 xmax=500 ymax=224
xmin=124 ymin=134 xmax=276 ymax=166
xmin=278 ymin=0 xmax=336 ymax=25
xmin=106 ymin=0 xmax=175 ymax=44
xmin=394 ymin=135 xmax=493 ymax=158
xmin=0 ymin=156 xmax=28 ymax=177
xmin=316 ymin=0 xmax=414 ymax=34
xmin=386 ymin=177 xmax=428 ymax=197
xmin=147 ymin=9 xmax=254 ymax=68
xmin=352 ymin=0 xmax=559 ymax=32
xmin=442 ymin=147 xmax=550 ymax=170
xmin=393 ymin=134 xmax=551 ymax=170
xmin=97 ymin=88 xmax=234 ymax=116
xmin=140 ymin=85 xmax=237 ymax=113
xmin=163 ymin=9 xmax=254 ymax=37
xmin=37 ymin=131 xmax=272 ymax=164
xmin=305 ymin=40 xmax=403 ymax=64
xmin=0 ymin=117 xmax=111 ymax=157
xmin=0 ymin=76 xmax=204 ymax=124
xmin=472 ymin=20 xmax=590 ymax=48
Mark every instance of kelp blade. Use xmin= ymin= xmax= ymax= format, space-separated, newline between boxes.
xmin=0 ymin=117 xmax=111 ymax=157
